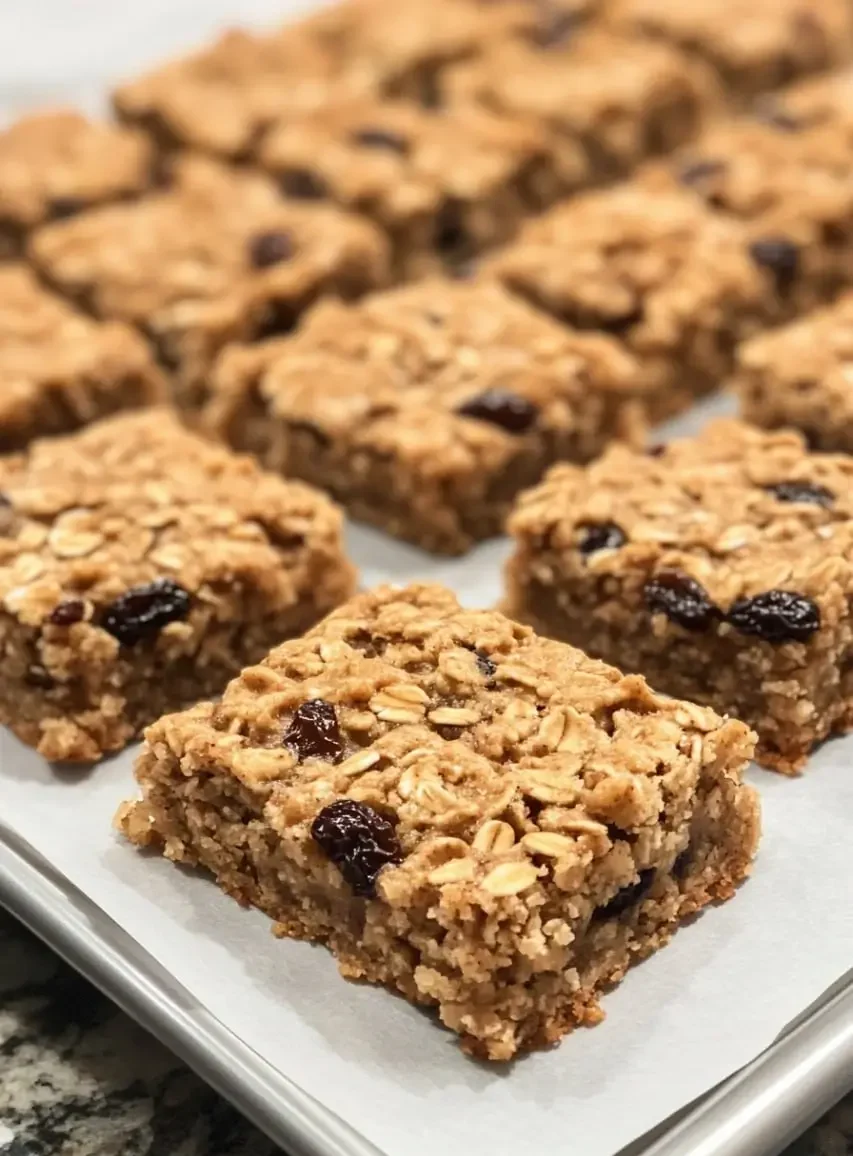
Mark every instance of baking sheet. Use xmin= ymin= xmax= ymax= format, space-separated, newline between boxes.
xmin=1 ymin=3 xmax=853 ymax=1152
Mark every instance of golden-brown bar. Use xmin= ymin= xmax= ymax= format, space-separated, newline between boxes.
xmin=0 ymin=409 xmax=355 ymax=762
xmin=506 ymin=419 xmax=853 ymax=772
xmin=118 ymin=583 xmax=759 ymax=1060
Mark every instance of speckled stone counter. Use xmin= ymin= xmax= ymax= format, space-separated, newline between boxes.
xmin=0 ymin=910 xmax=850 ymax=1156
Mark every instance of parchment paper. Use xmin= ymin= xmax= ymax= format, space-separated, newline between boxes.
xmin=0 ymin=7 xmax=852 ymax=1154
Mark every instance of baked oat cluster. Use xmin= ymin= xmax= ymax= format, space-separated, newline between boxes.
xmin=119 ymin=584 xmax=759 ymax=1059
xmin=506 ymin=419 xmax=853 ymax=771
xmin=5 ymin=0 xmax=853 ymax=1063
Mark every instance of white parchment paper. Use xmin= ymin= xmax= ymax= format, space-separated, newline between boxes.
xmin=0 ymin=6 xmax=852 ymax=1153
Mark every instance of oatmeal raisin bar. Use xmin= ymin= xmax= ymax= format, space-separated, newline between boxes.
xmin=608 ymin=0 xmax=853 ymax=100
xmin=505 ymin=419 xmax=853 ymax=772
xmin=117 ymin=583 xmax=759 ymax=1061
xmin=258 ymin=99 xmax=565 ymax=278
xmin=444 ymin=28 xmax=719 ymax=185
xmin=734 ymin=294 xmax=853 ymax=452
xmin=640 ymin=107 xmax=853 ymax=313
xmin=29 ymin=157 xmax=389 ymax=411
xmin=205 ymin=278 xmax=647 ymax=554
xmin=0 ymin=265 xmax=166 ymax=451
xmin=485 ymin=183 xmax=779 ymax=416
xmin=0 ymin=409 xmax=354 ymax=763
xmin=0 ymin=111 xmax=154 ymax=258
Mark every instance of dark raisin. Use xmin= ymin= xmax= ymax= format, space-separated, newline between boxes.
xmin=47 ymin=599 xmax=86 ymax=626
xmin=283 ymin=699 xmax=343 ymax=763
xmin=531 ymin=9 xmax=579 ymax=47
xmin=749 ymin=236 xmax=800 ymax=294
xmin=280 ymin=168 xmax=327 ymax=200
xmin=673 ymin=847 xmax=692 ymax=880
xmin=351 ymin=128 xmax=409 ymax=154
xmin=678 ymin=158 xmax=726 ymax=187
xmin=48 ymin=196 xmax=85 ymax=220
xmin=475 ymin=649 xmax=496 ymax=678
xmin=644 ymin=570 xmax=721 ymax=632
xmin=457 ymin=389 xmax=538 ymax=434
xmin=646 ymin=443 xmax=666 ymax=458
xmin=434 ymin=200 xmax=468 ymax=258
xmin=597 ymin=868 xmax=655 ymax=918
xmin=248 ymin=230 xmax=293 ymax=268
xmin=101 ymin=577 xmax=191 ymax=646
xmin=311 ymin=798 xmax=402 ymax=897
xmin=726 ymin=589 xmax=820 ymax=643
xmin=25 ymin=665 xmax=55 ymax=690
xmin=764 ymin=480 xmax=834 ymax=508
xmin=578 ymin=521 xmax=626 ymax=555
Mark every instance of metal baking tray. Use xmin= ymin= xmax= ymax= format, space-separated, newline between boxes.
xmin=1 ymin=825 xmax=852 ymax=1156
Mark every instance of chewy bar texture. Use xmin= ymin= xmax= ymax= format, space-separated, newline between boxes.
xmin=206 ymin=278 xmax=647 ymax=554
xmin=0 ymin=112 xmax=154 ymax=258
xmin=258 ymin=100 xmax=563 ymax=278
xmin=30 ymin=157 xmax=389 ymax=411
xmin=505 ymin=419 xmax=853 ymax=773
xmin=486 ymin=183 xmax=779 ymax=416
xmin=118 ymin=583 xmax=760 ymax=1061
xmin=735 ymin=294 xmax=853 ymax=452
xmin=641 ymin=99 xmax=853 ymax=313
xmin=444 ymin=28 xmax=719 ymax=185
xmin=112 ymin=26 xmax=347 ymax=161
xmin=0 ymin=410 xmax=354 ymax=763
xmin=608 ymin=0 xmax=853 ymax=100
xmin=0 ymin=265 xmax=166 ymax=451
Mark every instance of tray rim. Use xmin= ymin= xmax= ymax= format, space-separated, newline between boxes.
xmin=1 ymin=825 xmax=852 ymax=1156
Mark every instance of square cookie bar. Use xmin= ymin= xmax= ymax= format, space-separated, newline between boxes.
xmin=444 ymin=28 xmax=718 ymax=185
xmin=735 ymin=293 xmax=853 ymax=451
xmin=0 ymin=112 xmax=154 ymax=258
xmin=505 ymin=419 xmax=853 ymax=772
xmin=0 ymin=409 xmax=354 ymax=762
xmin=30 ymin=157 xmax=390 ymax=411
xmin=0 ymin=265 xmax=166 ymax=451
xmin=205 ymin=278 xmax=647 ymax=554
xmin=113 ymin=26 xmax=346 ymax=160
xmin=258 ymin=100 xmax=564 ymax=278
xmin=117 ymin=583 xmax=759 ymax=1061
xmin=608 ymin=0 xmax=853 ymax=100
xmin=641 ymin=109 xmax=853 ymax=314
xmin=485 ymin=183 xmax=778 ymax=415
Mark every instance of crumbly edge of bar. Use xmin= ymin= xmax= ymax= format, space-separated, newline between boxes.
xmin=117 ymin=703 xmax=758 ymax=1059
xmin=503 ymin=549 xmax=852 ymax=773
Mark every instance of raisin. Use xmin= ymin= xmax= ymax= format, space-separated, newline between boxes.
xmin=749 ymin=237 xmax=800 ymax=294
xmin=673 ymin=847 xmax=692 ymax=880
xmin=726 ymin=589 xmax=820 ymax=643
xmin=283 ymin=699 xmax=343 ymax=763
xmin=248 ymin=230 xmax=293 ymax=268
xmin=646 ymin=443 xmax=666 ymax=458
xmin=101 ymin=577 xmax=191 ymax=645
xmin=644 ymin=570 xmax=721 ymax=632
xmin=531 ymin=9 xmax=579 ymax=47
xmin=47 ymin=599 xmax=86 ymax=626
xmin=475 ymin=649 xmax=496 ymax=678
xmin=280 ymin=168 xmax=327 ymax=199
xmin=578 ymin=521 xmax=626 ymax=555
xmin=351 ymin=127 xmax=409 ymax=154
xmin=433 ymin=200 xmax=468 ymax=258
xmin=597 ymin=868 xmax=655 ymax=918
xmin=311 ymin=799 xmax=402 ymax=897
xmin=457 ymin=389 xmax=538 ymax=433
xmin=678 ymin=158 xmax=726 ymax=187
xmin=764 ymin=480 xmax=834 ymax=508
xmin=49 ymin=196 xmax=85 ymax=220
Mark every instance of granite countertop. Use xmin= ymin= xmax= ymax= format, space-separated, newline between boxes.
xmin=0 ymin=909 xmax=850 ymax=1156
